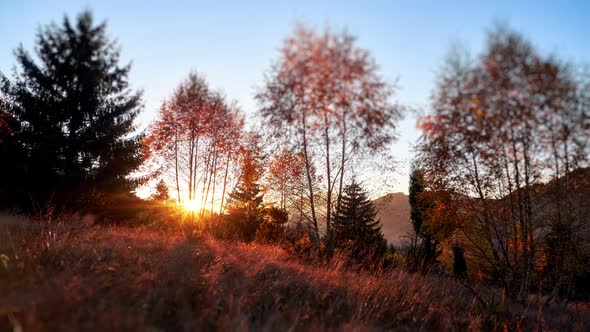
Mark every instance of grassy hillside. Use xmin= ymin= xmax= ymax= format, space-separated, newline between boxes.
xmin=0 ymin=216 xmax=588 ymax=331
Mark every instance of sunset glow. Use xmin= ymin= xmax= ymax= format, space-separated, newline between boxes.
xmin=182 ymin=199 xmax=202 ymax=212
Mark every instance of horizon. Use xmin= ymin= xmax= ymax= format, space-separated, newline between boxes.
xmin=1 ymin=0 xmax=589 ymax=196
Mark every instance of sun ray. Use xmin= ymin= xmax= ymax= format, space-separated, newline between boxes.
xmin=182 ymin=199 xmax=202 ymax=212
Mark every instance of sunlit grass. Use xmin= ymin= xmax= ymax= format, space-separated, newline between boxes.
xmin=1 ymin=215 xmax=588 ymax=331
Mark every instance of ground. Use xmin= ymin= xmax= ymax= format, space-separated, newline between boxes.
xmin=0 ymin=215 xmax=587 ymax=331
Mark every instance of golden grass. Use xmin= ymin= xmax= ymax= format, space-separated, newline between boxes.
xmin=0 ymin=215 xmax=588 ymax=331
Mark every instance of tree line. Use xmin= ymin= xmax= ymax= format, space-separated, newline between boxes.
xmin=0 ymin=11 xmax=393 ymax=264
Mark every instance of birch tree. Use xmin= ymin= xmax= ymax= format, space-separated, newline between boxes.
xmin=144 ymin=72 xmax=244 ymax=214
xmin=257 ymin=24 xmax=403 ymax=240
xmin=417 ymin=26 xmax=589 ymax=301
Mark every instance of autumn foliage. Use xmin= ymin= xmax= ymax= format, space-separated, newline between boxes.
xmin=416 ymin=26 xmax=590 ymax=302
xmin=1 ymin=8 xmax=589 ymax=331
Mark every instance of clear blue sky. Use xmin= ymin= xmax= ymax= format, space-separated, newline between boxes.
xmin=1 ymin=0 xmax=588 ymax=194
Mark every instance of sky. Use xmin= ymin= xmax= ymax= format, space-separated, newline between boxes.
xmin=1 ymin=0 xmax=589 ymax=195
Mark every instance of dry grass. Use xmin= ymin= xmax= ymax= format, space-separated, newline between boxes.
xmin=0 ymin=215 xmax=588 ymax=331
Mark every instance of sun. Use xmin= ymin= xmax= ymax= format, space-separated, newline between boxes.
xmin=182 ymin=199 xmax=202 ymax=212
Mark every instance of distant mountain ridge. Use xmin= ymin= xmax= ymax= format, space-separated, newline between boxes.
xmin=373 ymin=192 xmax=411 ymax=246
xmin=372 ymin=168 xmax=590 ymax=247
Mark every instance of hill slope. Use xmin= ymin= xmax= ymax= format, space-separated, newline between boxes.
xmin=373 ymin=168 xmax=590 ymax=247
xmin=373 ymin=192 xmax=412 ymax=246
xmin=1 ymin=217 xmax=587 ymax=331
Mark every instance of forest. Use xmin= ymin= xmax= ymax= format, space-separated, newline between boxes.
xmin=0 ymin=9 xmax=589 ymax=332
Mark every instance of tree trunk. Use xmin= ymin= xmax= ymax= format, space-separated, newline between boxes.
xmin=302 ymin=111 xmax=319 ymax=239
xmin=323 ymin=112 xmax=332 ymax=236
xmin=210 ymin=147 xmax=219 ymax=220
xmin=219 ymin=151 xmax=231 ymax=215
xmin=336 ymin=115 xmax=347 ymax=221
xmin=174 ymin=129 xmax=181 ymax=203
xmin=192 ymin=136 xmax=200 ymax=201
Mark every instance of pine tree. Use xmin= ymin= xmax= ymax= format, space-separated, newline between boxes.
xmin=0 ymin=97 xmax=12 ymax=143
xmin=224 ymin=133 xmax=265 ymax=241
xmin=332 ymin=180 xmax=386 ymax=259
xmin=151 ymin=180 xmax=170 ymax=202
xmin=0 ymin=96 xmax=27 ymax=209
xmin=0 ymin=11 xmax=143 ymax=209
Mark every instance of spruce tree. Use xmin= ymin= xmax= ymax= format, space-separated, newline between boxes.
xmin=0 ymin=96 xmax=27 ymax=209
xmin=332 ymin=180 xmax=386 ymax=259
xmin=151 ymin=180 xmax=170 ymax=202
xmin=224 ymin=133 xmax=265 ymax=241
xmin=0 ymin=11 xmax=143 ymax=209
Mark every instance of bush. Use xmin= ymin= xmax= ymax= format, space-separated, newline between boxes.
xmin=382 ymin=251 xmax=405 ymax=270
xmin=254 ymin=207 xmax=289 ymax=244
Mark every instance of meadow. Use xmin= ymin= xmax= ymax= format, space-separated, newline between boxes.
xmin=1 ymin=214 xmax=588 ymax=331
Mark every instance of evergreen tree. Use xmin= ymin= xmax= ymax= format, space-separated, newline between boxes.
xmin=0 ymin=11 xmax=143 ymax=210
xmin=150 ymin=179 xmax=170 ymax=202
xmin=408 ymin=167 xmax=441 ymax=272
xmin=0 ymin=96 xmax=12 ymax=142
xmin=224 ymin=133 xmax=265 ymax=241
xmin=332 ymin=180 xmax=386 ymax=259
xmin=0 ymin=95 xmax=27 ymax=209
